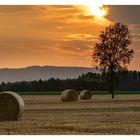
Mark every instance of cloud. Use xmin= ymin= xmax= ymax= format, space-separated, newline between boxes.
xmin=67 ymin=33 xmax=98 ymax=41
xmin=0 ymin=6 xmax=34 ymax=13
xmin=132 ymin=33 xmax=140 ymax=42
xmin=0 ymin=5 xmax=111 ymax=68
xmin=0 ymin=5 xmax=139 ymax=69
xmin=107 ymin=5 xmax=140 ymax=24
xmin=77 ymin=14 xmax=94 ymax=20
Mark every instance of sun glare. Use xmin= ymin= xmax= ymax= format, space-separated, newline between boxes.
xmin=81 ymin=3 xmax=108 ymax=18
xmin=87 ymin=5 xmax=108 ymax=17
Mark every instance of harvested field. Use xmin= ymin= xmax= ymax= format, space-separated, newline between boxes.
xmin=0 ymin=95 xmax=140 ymax=135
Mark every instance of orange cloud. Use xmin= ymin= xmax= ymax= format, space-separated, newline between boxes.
xmin=0 ymin=5 xmax=137 ymax=69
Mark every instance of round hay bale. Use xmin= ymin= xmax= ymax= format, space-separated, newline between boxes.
xmin=0 ymin=91 xmax=25 ymax=121
xmin=80 ymin=90 xmax=92 ymax=100
xmin=61 ymin=89 xmax=78 ymax=102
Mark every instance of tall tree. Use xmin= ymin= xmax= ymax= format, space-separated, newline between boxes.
xmin=92 ymin=23 xmax=134 ymax=99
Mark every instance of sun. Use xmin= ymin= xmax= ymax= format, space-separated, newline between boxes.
xmin=87 ymin=5 xmax=108 ymax=17
xmin=83 ymin=4 xmax=108 ymax=18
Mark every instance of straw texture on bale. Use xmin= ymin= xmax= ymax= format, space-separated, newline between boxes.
xmin=61 ymin=89 xmax=78 ymax=102
xmin=0 ymin=91 xmax=25 ymax=121
xmin=80 ymin=90 xmax=92 ymax=100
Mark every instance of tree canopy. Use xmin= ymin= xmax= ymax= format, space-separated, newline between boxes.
xmin=92 ymin=23 xmax=134 ymax=98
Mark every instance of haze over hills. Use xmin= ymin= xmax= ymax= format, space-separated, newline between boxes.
xmin=0 ymin=66 xmax=98 ymax=83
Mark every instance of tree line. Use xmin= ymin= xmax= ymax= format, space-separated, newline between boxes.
xmin=0 ymin=70 xmax=140 ymax=92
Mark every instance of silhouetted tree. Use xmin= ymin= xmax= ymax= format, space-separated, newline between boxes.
xmin=92 ymin=23 xmax=134 ymax=99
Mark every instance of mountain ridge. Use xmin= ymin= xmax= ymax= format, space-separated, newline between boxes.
xmin=0 ymin=65 xmax=98 ymax=83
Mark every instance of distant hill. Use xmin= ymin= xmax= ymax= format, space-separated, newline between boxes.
xmin=0 ymin=66 xmax=98 ymax=83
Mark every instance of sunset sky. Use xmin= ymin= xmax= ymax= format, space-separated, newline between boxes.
xmin=0 ymin=5 xmax=140 ymax=70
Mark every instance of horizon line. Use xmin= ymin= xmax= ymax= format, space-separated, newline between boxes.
xmin=0 ymin=65 xmax=94 ymax=69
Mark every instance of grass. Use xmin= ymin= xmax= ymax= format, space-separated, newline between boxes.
xmin=18 ymin=91 xmax=61 ymax=95
xmin=0 ymin=90 xmax=140 ymax=134
xmin=18 ymin=91 xmax=140 ymax=95
xmin=0 ymin=95 xmax=140 ymax=134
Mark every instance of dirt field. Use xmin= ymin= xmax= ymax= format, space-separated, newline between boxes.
xmin=0 ymin=95 xmax=140 ymax=135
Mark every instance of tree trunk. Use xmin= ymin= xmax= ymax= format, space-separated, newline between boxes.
xmin=112 ymin=91 xmax=115 ymax=99
xmin=109 ymin=66 xmax=115 ymax=99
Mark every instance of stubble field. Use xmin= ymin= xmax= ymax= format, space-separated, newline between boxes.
xmin=0 ymin=94 xmax=140 ymax=135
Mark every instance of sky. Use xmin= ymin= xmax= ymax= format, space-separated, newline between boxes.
xmin=0 ymin=5 xmax=140 ymax=70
